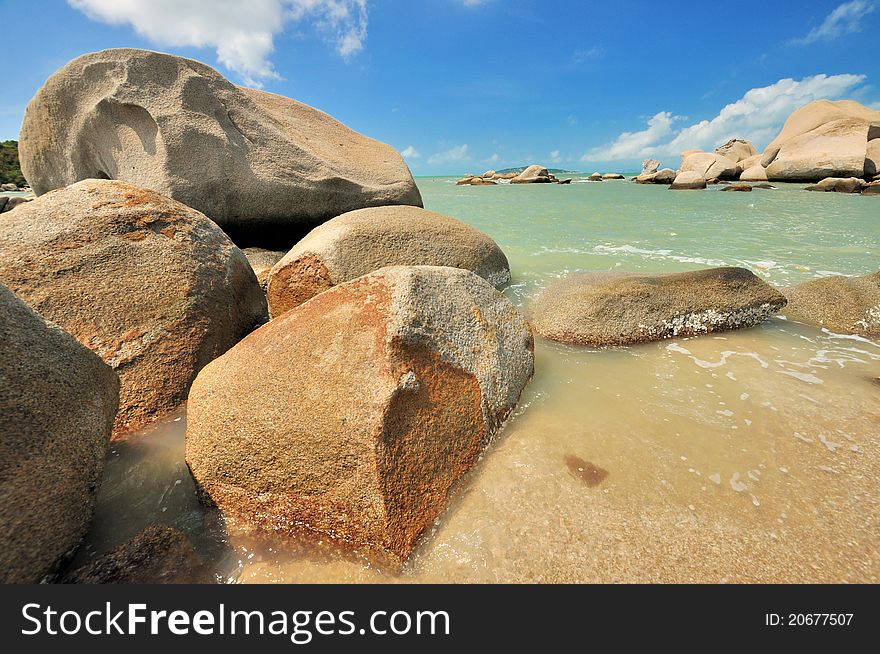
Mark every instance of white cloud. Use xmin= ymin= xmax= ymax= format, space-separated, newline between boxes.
xmin=572 ymin=46 xmax=602 ymax=63
xmin=584 ymin=74 xmax=868 ymax=162
xmin=584 ymin=111 xmax=677 ymax=161
xmin=400 ymin=145 xmax=420 ymax=159
xmin=68 ymin=0 xmax=368 ymax=86
xmin=791 ymin=1 xmax=876 ymax=45
xmin=428 ymin=144 xmax=470 ymax=166
xmin=487 ymin=153 xmax=500 ymax=163
xmin=548 ymin=150 xmax=562 ymax=164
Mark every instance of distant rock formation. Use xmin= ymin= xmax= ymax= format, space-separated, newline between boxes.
xmin=760 ymin=100 xmax=880 ymax=182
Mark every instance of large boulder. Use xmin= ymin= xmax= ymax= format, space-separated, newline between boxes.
xmin=186 ymin=266 xmax=534 ymax=559
xmin=740 ymin=164 xmax=769 ymax=182
xmin=511 ymin=165 xmax=554 ymax=184
xmin=602 ymin=173 xmax=625 ymax=180
xmin=0 ymin=179 xmax=268 ymax=435
xmin=866 ymin=139 xmax=880 ymax=177
xmin=18 ymin=48 xmax=422 ymax=248
xmin=715 ymin=138 xmax=758 ymax=163
xmin=530 ymin=267 xmax=787 ymax=346
xmin=670 ymin=170 xmax=708 ymax=190
xmin=266 ymin=206 xmax=510 ymax=316
xmin=783 ymin=272 xmax=880 ymax=337
xmin=679 ymin=151 xmax=739 ymax=180
xmin=62 ymin=525 xmax=212 ymax=584
xmin=762 ymin=100 xmax=880 ymax=181
xmin=0 ymin=284 xmax=119 ymax=583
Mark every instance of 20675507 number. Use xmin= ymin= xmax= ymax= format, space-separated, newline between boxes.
xmin=765 ymin=613 xmax=853 ymax=626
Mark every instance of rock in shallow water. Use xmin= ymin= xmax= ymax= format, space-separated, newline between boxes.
xmin=19 ymin=48 xmax=422 ymax=248
xmin=530 ymin=267 xmax=787 ymax=346
xmin=670 ymin=170 xmax=708 ymax=190
xmin=0 ymin=284 xmax=119 ymax=584
xmin=0 ymin=179 xmax=268 ymax=436
xmin=266 ymin=205 xmax=510 ymax=316
xmin=783 ymin=272 xmax=880 ymax=337
xmin=186 ymin=265 xmax=534 ymax=559
xmin=62 ymin=525 xmax=212 ymax=584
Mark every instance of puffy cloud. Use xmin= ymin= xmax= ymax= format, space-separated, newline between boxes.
xmin=427 ymin=144 xmax=469 ymax=165
xmin=68 ymin=0 xmax=368 ymax=86
xmin=400 ymin=145 xmax=420 ymax=159
xmin=548 ymin=150 xmax=562 ymax=164
xmin=583 ymin=111 xmax=677 ymax=161
xmin=584 ymin=74 xmax=867 ymax=162
xmin=790 ymin=1 xmax=876 ymax=45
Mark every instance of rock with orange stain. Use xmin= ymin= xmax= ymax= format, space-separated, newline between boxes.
xmin=185 ymin=266 xmax=534 ymax=560
xmin=0 ymin=283 xmax=119 ymax=583
xmin=266 ymin=205 xmax=510 ymax=317
xmin=0 ymin=179 xmax=268 ymax=436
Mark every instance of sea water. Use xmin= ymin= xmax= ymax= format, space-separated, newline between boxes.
xmin=77 ymin=178 xmax=880 ymax=583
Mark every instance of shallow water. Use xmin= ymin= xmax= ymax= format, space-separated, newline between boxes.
xmin=77 ymin=178 xmax=880 ymax=583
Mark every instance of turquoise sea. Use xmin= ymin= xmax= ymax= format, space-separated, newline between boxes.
xmin=79 ymin=177 xmax=880 ymax=583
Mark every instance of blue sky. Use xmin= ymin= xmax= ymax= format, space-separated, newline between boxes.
xmin=2 ymin=0 xmax=879 ymax=174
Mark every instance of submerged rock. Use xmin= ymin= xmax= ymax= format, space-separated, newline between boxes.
xmin=762 ymin=100 xmax=880 ymax=181
xmin=805 ymin=177 xmax=867 ymax=193
xmin=783 ymin=272 xmax=880 ymax=337
xmin=0 ymin=284 xmax=119 ymax=584
xmin=721 ymin=184 xmax=753 ymax=192
xmin=63 ymin=525 xmax=212 ymax=584
xmin=0 ymin=179 xmax=267 ymax=436
xmin=635 ymin=168 xmax=677 ymax=184
xmin=19 ymin=48 xmax=422 ymax=247
xmin=266 ymin=206 xmax=511 ymax=316
xmin=530 ymin=267 xmax=787 ymax=346
xmin=456 ymin=176 xmax=496 ymax=186
xmin=670 ymin=171 xmax=708 ymax=190
xmin=186 ymin=266 xmax=534 ymax=559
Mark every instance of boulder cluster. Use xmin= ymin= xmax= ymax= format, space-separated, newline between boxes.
xmin=1 ymin=48 xmax=535 ymax=577
xmin=634 ymin=101 xmax=880 ymax=193
xmin=3 ymin=48 xmax=879 ymax=583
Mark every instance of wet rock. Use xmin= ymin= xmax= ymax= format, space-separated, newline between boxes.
xmin=588 ymin=172 xmax=604 ymax=181
xmin=635 ymin=168 xmax=677 ymax=184
xmin=558 ymin=178 xmax=573 ymax=184
xmin=19 ymin=48 xmax=422 ymax=248
xmin=862 ymin=184 xmax=880 ymax=196
xmin=564 ymin=455 xmax=609 ymax=487
xmin=670 ymin=171 xmax=708 ymax=190
xmin=752 ymin=183 xmax=776 ymax=190
xmin=267 ymin=206 xmax=510 ymax=316
xmin=805 ymin=177 xmax=867 ymax=193
xmin=456 ymin=176 xmax=496 ymax=186
xmin=602 ymin=173 xmax=625 ymax=180
xmin=62 ymin=525 xmax=213 ymax=584
xmin=783 ymin=271 xmax=880 ymax=337
xmin=865 ymin=138 xmax=879 ymax=177
xmin=0 ymin=284 xmax=119 ymax=584
xmin=0 ymin=179 xmax=268 ymax=436
xmin=186 ymin=266 xmax=534 ymax=559
xmin=721 ymin=184 xmax=753 ymax=192
xmin=0 ymin=196 xmax=32 ymax=212
xmin=0 ymin=196 xmax=6 ymax=212
xmin=530 ymin=267 xmax=787 ymax=346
